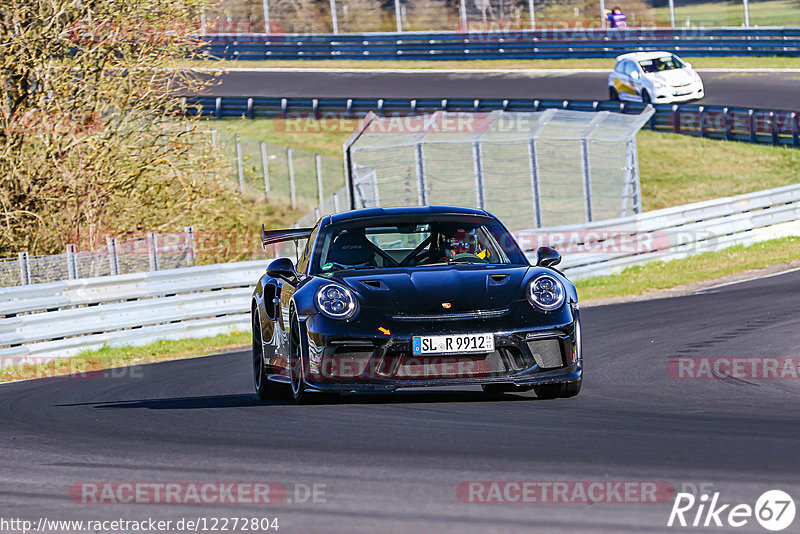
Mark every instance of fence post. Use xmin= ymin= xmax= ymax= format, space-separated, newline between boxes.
xmin=146 ymin=232 xmax=160 ymax=272
xmin=668 ymin=0 xmax=676 ymax=28
xmin=18 ymin=252 xmax=31 ymax=285
xmin=528 ymin=0 xmax=536 ymax=30
xmin=743 ymin=0 xmax=750 ymax=27
xmin=287 ymin=148 xmax=297 ymax=209
xmin=329 ymin=0 xmax=339 ymax=34
xmin=333 ymin=192 xmax=340 ymax=213
xmin=236 ymin=135 xmax=246 ymax=193
xmin=262 ymin=0 xmax=270 ymax=32
xmin=184 ymin=226 xmax=196 ymax=266
xmin=581 ymin=138 xmax=593 ymax=223
xmin=260 ymin=141 xmax=271 ymax=202
xmin=315 ymin=154 xmax=324 ymax=214
xmin=527 ymin=139 xmax=542 ymax=228
xmin=472 ymin=141 xmax=485 ymax=210
xmin=106 ymin=237 xmax=120 ymax=276
xmin=394 ymin=0 xmax=403 ymax=32
xmin=414 ymin=142 xmax=427 ymax=206
xmin=630 ymin=136 xmax=642 ymax=214
xmin=66 ymin=244 xmax=78 ymax=280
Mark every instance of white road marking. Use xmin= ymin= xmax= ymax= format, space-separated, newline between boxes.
xmin=189 ymin=66 xmax=800 ymax=74
xmin=694 ymin=266 xmax=800 ymax=294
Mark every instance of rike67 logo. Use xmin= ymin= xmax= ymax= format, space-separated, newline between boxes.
xmin=668 ymin=490 xmax=796 ymax=531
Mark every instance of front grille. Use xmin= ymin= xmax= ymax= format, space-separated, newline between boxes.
xmin=325 ymin=348 xmax=373 ymax=378
xmin=390 ymin=308 xmax=508 ymax=321
xmin=379 ymin=346 xmax=525 ymax=380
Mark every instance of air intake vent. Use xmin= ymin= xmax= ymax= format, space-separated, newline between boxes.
xmin=360 ymin=279 xmax=387 ymax=290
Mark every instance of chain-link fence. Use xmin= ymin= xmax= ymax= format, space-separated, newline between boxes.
xmin=200 ymin=0 xmax=785 ymax=34
xmin=1 ymin=231 xmax=197 ymax=288
xmin=211 ymin=129 xmax=346 ymax=215
xmin=344 ymin=109 xmax=654 ymax=232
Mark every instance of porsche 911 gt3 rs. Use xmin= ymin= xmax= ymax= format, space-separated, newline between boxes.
xmin=251 ymin=206 xmax=582 ymax=403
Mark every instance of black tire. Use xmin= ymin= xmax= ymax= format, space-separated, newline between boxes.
xmin=609 ymin=86 xmax=619 ymax=101
xmin=533 ymin=376 xmax=582 ymax=399
xmin=289 ymin=312 xmax=308 ymax=404
xmin=642 ymin=90 xmax=652 ymax=104
xmin=253 ymin=311 xmax=290 ymax=401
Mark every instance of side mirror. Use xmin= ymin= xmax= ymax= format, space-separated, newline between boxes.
xmin=685 ymin=62 xmax=692 ymax=69
xmin=536 ymin=246 xmax=561 ymax=268
xmin=267 ymin=257 xmax=297 ymax=285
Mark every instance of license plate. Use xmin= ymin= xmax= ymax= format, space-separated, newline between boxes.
xmin=412 ymin=334 xmax=494 ymax=355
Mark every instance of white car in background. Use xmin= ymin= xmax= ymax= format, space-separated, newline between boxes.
xmin=608 ymin=52 xmax=704 ymax=104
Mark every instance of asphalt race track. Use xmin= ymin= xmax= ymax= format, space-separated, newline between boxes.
xmin=2 ymin=269 xmax=799 ymax=533
xmin=202 ymin=69 xmax=800 ymax=110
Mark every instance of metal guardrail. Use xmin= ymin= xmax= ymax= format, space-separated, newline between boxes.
xmin=2 ymin=184 xmax=797 ymax=367
xmin=0 ymin=260 xmax=269 ymax=367
xmin=202 ymin=28 xmax=800 ymax=60
xmin=519 ymin=183 xmax=800 ymax=279
xmin=187 ymin=96 xmax=800 ymax=148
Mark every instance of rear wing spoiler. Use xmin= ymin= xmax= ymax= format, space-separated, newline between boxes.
xmin=260 ymin=224 xmax=313 ymax=249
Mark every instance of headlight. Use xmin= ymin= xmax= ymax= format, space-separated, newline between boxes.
xmin=315 ymin=283 xmax=357 ymax=320
xmin=527 ymin=274 xmax=565 ymax=312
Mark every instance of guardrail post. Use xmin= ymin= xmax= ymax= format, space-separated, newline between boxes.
xmin=66 ymin=244 xmax=78 ymax=280
xmin=215 ymin=97 xmax=222 ymax=119
xmin=748 ymin=109 xmax=757 ymax=144
xmin=236 ymin=136 xmax=246 ymax=193
xmin=723 ymin=108 xmax=732 ymax=141
xmin=472 ymin=141 xmax=486 ymax=210
xmin=146 ymin=232 xmax=159 ymax=272
xmin=315 ymin=154 xmax=325 ymax=214
xmin=18 ymin=252 xmax=31 ymax=285
xmin=106 ymin=237 xmax=120 ymax=276
xmin=792 ymin=112 xmax=799 ymax=148
xmin=287 ymin=148 xmax=297 ymax=209
xmin=673 ymin=105 xmax=680 ymax=134
xmin=415 ymin=142 xmax=427 ymax=206
xmin=184 ymin=226 xmax=196 ymax=266
xmin=699 ymin=106 xmax=706 ymax=138
xmin=770 ymin=111 xmax=778 ymax=145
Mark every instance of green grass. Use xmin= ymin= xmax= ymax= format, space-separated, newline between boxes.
xmin=576 ymin=236 xmax=800 ymax=301
xmin=652 ymin=0 xmax=800 ymax=28
xmin=0 ymin=331 xmax=250 ymax=383
xmin=636 ymin=130 xmax=800 ymax=211
xmin=188 ymin=56 xmax=800 ymax=71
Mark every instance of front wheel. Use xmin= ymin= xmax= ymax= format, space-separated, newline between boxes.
xmin=609 ymin=86 xmax=619 ymax=101
xmin=642 ymin=90 xmax=652 ymax=104
xmin=533 ymin=376 xmax=582 ymax=399
xmin=289 ymin=313 xmax=308 ymax=404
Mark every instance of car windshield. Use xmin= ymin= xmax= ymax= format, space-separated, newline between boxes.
xmin=638 ymin=55 xmax=685 ymax=73
xmin=311 ymin=215 xmax=528 ymax=274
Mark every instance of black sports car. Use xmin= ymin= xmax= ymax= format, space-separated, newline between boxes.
xmin=251 ymin=206 xmax=582 ymax=403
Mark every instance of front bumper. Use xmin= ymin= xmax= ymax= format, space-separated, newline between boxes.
xmin=653 ymin=82 xmax=704 ymax=103
xmin=299 ymin=303 xmax=582 ymax=393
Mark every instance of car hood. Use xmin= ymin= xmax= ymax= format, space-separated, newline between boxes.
xmin=329 ymin=264 xmax=531 ymax=316
xmin=647 ymin=68 xmax=697 ymax=87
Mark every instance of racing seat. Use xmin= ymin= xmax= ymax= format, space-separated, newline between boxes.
xmin=329 ymin=232 xmax=376 ymax=268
